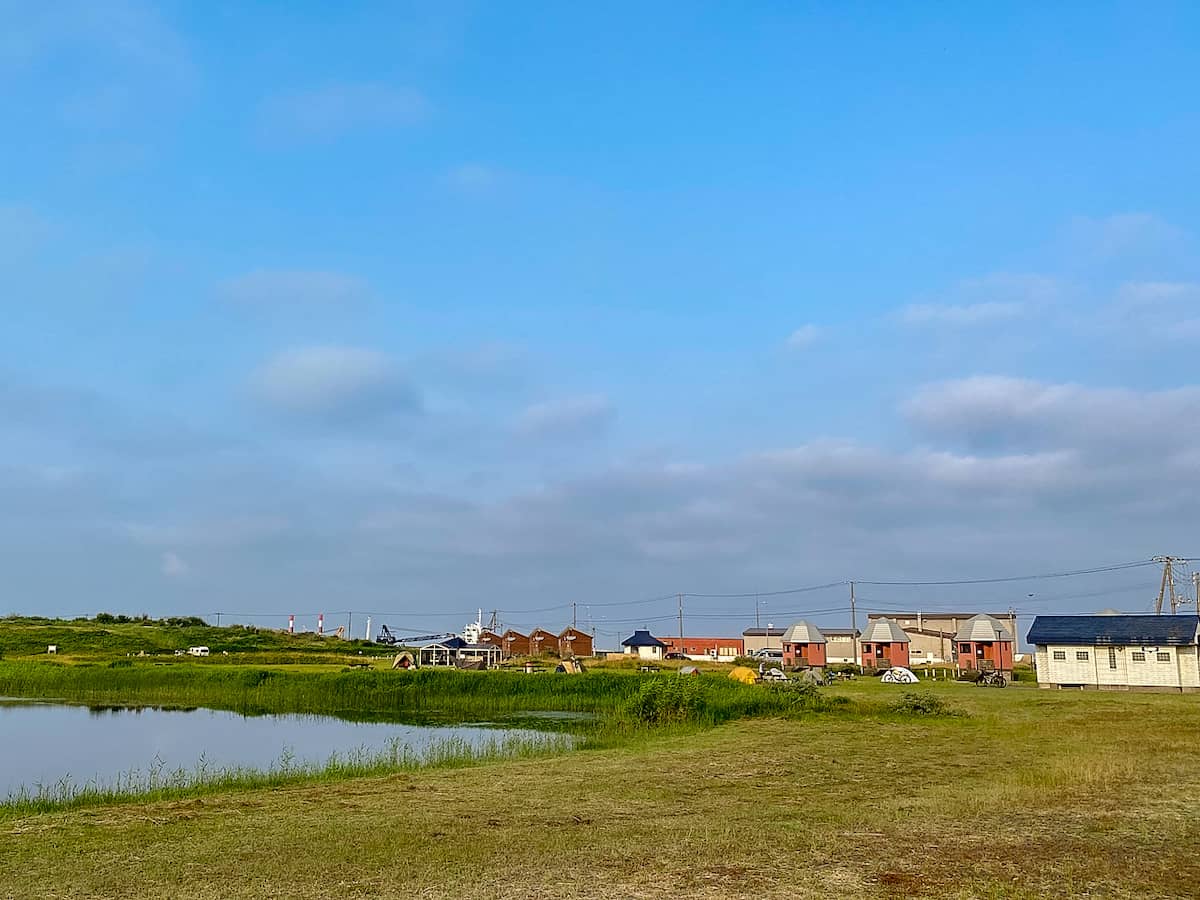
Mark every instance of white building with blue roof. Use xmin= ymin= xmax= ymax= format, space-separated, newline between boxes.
xmin=1027 ymin=615 xmax=1200 ymax=692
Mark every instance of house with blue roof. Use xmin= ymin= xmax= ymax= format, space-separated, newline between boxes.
xmin=1027 ymin=614 xmax=1200 ymax=692
xmin=622 ymin=629 xmax=667 ymax=661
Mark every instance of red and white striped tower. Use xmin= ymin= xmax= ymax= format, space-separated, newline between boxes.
xmin=317 ymin=613 xmax=324 ymax=636
xmin=288 ymin=615 xmax=295 ymax=634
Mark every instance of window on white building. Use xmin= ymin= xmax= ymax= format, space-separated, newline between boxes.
xmin=1132 ymin=651 xmax=1146 ymax=662
xmin=1157 ymin=652 xmax=1171 ymax=663
xmin=1053 ymin=650 xmax=1066 ymax=660
xmin=1108 ymin=647 xmax=1117 ymax=669
xmin=1076 ymin=651 xmax=1089 ymax=661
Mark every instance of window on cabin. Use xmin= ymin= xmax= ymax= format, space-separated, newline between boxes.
xmin=1132 ymin=651 xmax=1145 ymax=661
xmin=1052 ymin=650 xmax=1066 ymax=660
xmin=1108 ymin=647 xmax=1117 ymax=669
xmin=1157 ymin=652 xmax=1171 ymax=663
xmin=1076 ymin=651 xmax=1089 ymax=661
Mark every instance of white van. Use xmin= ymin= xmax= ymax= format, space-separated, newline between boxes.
xmin=187 ymin=646 xmax=210 ymax=657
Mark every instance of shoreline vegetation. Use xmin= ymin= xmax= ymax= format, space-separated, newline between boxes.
xmin=0 ymin=731 xmax=569 ymax=820
xmin=0 ymin=617 xmax=958 ymax=821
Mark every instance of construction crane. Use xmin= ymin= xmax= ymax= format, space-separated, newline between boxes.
xmin=374 ymin=625 xmax=457 ymax=646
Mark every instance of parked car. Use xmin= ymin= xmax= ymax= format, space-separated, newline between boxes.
xmin=753 ymin=648 xmax=783 ymax=661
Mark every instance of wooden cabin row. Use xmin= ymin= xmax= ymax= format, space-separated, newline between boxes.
xmin=476 ymin=626 xmax=594 ymax=659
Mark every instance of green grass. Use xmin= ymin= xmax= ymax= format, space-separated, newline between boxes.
xmin=0 ymin=660 xmax=843 ymax=726
xmin=1 ymin=681 xmax=1196 ymax=898
xmin=0 ymin=731 xmax=569 ymax=820
xmin=0 ymin=614 xmax=382 ymax=660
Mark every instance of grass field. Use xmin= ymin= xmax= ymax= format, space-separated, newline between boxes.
xmin=2 ymin=676 xmax=1198 ymax=899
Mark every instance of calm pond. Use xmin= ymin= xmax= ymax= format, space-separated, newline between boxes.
xmin=0 ymin=700 xmax=549 ymax=800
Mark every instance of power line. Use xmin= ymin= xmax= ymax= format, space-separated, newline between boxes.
xmin=855 ymin=560 xmax=1158 ymax=586
xmin=683 ymin=580 xmax=848 ymax=599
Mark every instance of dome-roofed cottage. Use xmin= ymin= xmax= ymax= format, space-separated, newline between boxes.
xmin=781 ymin=621 xmax=827 ymax=667
xmin=860 ymin=618 xmax=910 ymax=669
xmin=954 ymin=614 xmax=1014 ymax=673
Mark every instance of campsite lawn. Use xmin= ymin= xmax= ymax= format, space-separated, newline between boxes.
xmin=2 ymin=679 xmax=1197 ymax=899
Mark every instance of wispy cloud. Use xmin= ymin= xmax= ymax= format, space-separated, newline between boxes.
xmin=515 ymin=394 xmax=614 ymax=440
xmin=785 ymin=324 xmax=822 ymax=350
xmin=259 ymin=82 xmax=427 ymax=141
xmin=901 ymin=301 xmax=1025 ymax=326
xmin=253 ymin=346 xmax=420 ymax=425
xmin=160 ymin=551 xmax=189 ymax=578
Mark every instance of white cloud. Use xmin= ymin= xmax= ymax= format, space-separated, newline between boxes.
xmin=220 ymin=269 xmax=367 ymax=306
xmin=901 ymin=301 xmax=1025 ymax=326
xmin=1065 ymin=213 xmax=1184 ymax=262
xmin=253 ymin=346 xmax=419 ymax=423
xmin=515 ymin=394 xmax=614 ymax=439
xmin=904 ymin=375 xmax=1200 ymax=455
xmin=900 ymin=273 xmax=1062 ymax=327
xmin=445 ymin=163 xmax=501 ymax=191
xmin=259 ymin=82 xmax=427 ymax=140
xmin=160 ymin=551 xmax=188 ymax=578
xmin=785 ymin=324 xmax=822 ymax=350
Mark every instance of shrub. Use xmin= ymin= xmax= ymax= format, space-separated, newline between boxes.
xmin=889 ymin=692 xmax=961 ymax=717
xmin=107 ymin=659 xmax=133 ymax=669
xmin=624 ymin=676 xmax=702 ymax=724
xmin=731 ymin=656 xmax=760 ymax=668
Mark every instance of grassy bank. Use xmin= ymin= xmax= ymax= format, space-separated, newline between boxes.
xmin=0 ymin=615 xmax=376 ymax=661
xmin=0 ymin=731 xmax=568 ymax=820
xmin=2 ymin=681 xmax=1196 ymax=899
xmin=0 ymin=661 xmax=844 ymax=726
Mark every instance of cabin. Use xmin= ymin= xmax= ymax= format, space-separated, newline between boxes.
xmin=557 ymin=627 xmax=593 ymax=658
xmin=501 ymin=630 xmax=530 ymax=658
xmin=954 ymin=614 xmax=1015 ymax=673
xmin=622 ymin=630 xmax=667 ymax=661
xmin=528 ymin=628 xmax=559 ymax=657
xmin=478 ymin=630 xmax=505 ymax=651
xmin=859 ymin=619 xmax=910 ymax=669
xmin=1027 ymin=615 xmax=1200 ymax=692
xmin=658 ymin=636 xmax=743 ymax=661
xmin=780 ymin=621 xmax=827 ymax=668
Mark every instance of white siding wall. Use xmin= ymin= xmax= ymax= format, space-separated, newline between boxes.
xmin=1037 ymin=643 xmax=1199 ymax=689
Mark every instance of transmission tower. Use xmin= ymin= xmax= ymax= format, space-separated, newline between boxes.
xmin=1154 ymin=556 xmax=1185 ymax=614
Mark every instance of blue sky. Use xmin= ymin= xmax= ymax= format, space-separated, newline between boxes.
xmin=3 ymin=2 xmax=1200 ymax=640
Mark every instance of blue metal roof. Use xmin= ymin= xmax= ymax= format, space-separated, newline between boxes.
xmin=1027 ymin=615 xmax=1200 ymax=647
xmin=621 ymin=629 xmax=666 ymax=648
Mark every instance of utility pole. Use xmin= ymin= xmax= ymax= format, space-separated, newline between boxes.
xmin=573 ymin=600 xmax=577 ymax=629
xmin=677 ymin=593 xmax=685 ymax=649
xmin=755 ymin=593 xmax=760 ymax=629
xmin=348 ymin=611 xmax=353 ymax=639
xmin=849 ymin=581 xmax=858 ymax=671
xmin=1154 ymin=556 xmax=1182 ymax=614
xmin=216 ymin=612 xmax=221 ymax=627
